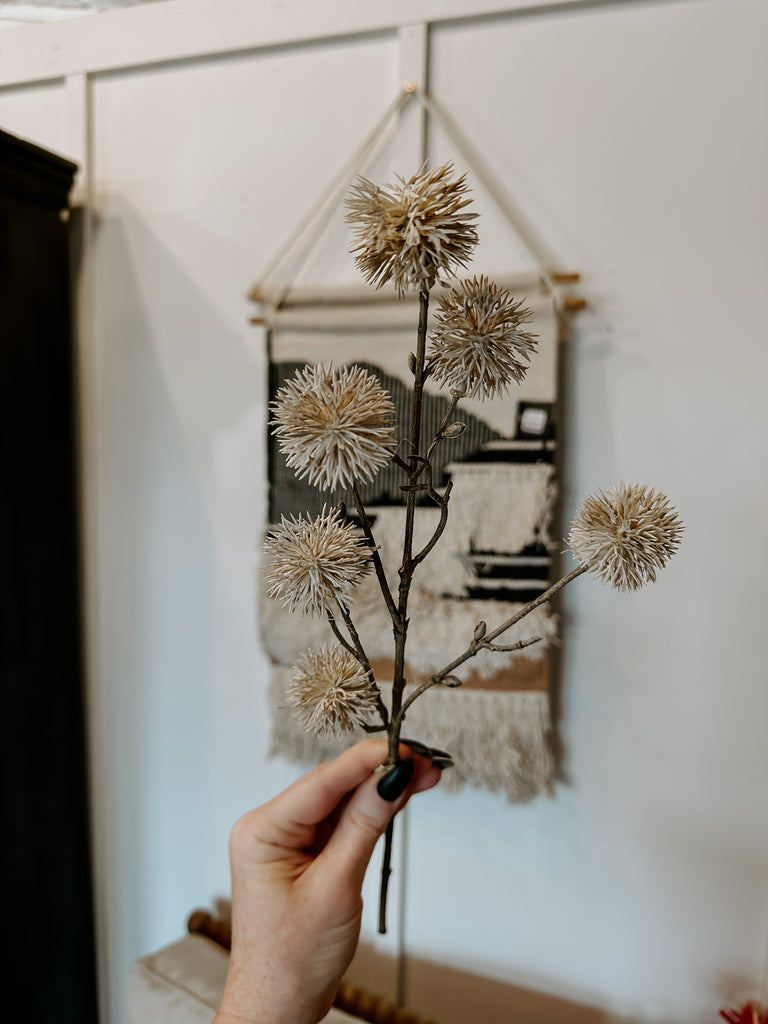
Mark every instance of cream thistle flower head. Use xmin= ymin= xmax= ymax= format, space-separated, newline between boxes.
xmin=287 ymin=644 xmax=380 ymax=735
xmin=345 ymin=163 xmax=479 ymax=296
xmin=427 ymin=275 xmax=538 ymax=400
xmin=568 ymin=482 xmax=684 ymax=591
xmin=264 ymin=507 xmax=370 ymax=617
xmin=271 ymin=363 xmax=396 ymax=491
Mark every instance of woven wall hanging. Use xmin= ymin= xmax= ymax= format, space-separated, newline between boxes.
xmin=252 ymin=87 xmax=583 ymax=801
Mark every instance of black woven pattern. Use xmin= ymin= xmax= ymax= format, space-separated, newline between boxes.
xmin=267 ymin=360 xmax=504 ymax=522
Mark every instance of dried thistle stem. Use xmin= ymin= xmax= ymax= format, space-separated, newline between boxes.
xmin=406 ymin=393 xmax=463 ymax=567
xmin=352 ymin=483 xmax=399 ymax=624
xmin=336 ymin=600 xmax=389 ymax=730
xmin=336 ymin=600 xmax=371 ymax=671
xmin=378 ymin=821 xmax=395 ymax=934
xmin=413 ymin=479 xmax=452 ymax=567
xmin=395 ymin=635 xmax=542 ymax=724
xmin=425 ymin=392 xmax=461 ymax=465
xmin=378 ymin=288 xmax=430 ymax=935
xmin=476 ymin=563 xmax=589 ymax=648
xmin=325 ymin=609 xmax=357 ymax=657
xmin=391 ymin=288 xmax=430 ymax=755
xmin=393 ymin=563 xmax=589 ymax=729
xmin=325 ymin=609 xmax=389 ymax=731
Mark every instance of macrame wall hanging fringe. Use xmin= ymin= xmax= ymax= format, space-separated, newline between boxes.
xmin=253 ymin=85 xmax=584 ymax=801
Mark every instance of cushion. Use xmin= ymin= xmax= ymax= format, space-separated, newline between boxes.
xmin=127 ymin=933 xmax=362 ymax=1024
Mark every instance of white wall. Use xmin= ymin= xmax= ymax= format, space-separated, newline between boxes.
xmin=1 ymin=2 xmax=767 ymax=1022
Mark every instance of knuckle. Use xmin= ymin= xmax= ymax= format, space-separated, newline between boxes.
xmin=347 ymin=804 xmax=387 ymax=841
xmin=228 ymin=808 xmax=263 ymax=854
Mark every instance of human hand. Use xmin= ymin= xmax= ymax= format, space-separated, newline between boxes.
xmin=213 ymin=739 xmax=441 ymax=1024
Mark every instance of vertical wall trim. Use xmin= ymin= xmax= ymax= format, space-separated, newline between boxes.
xmin=65 ymin=71 xmax=110 ymax=1024
xmin=64 ymin=74 xmax=89 ymax=205
xmin=397 ymin=22 xmax=429 ymax=173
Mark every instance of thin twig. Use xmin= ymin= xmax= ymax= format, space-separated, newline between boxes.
xmin=336 ymin=601 xmax=389 ymax=729
xmin=482 ymin=563 xmax=589 ymax=647
xmin=413 ymin=480 xmax=453 ymax=566
xmin=392 ymin=564 xmax=589 ymax=729
xmin=480 ymin=636 xmax=543 ymax=653
xmin=326 ymin=611 xmax=357 ymax=656
xmin=396 ymin=394 xmax=460 ymax=506
xmin=404 ymin=390 xmax=462 ymax=569
xmin=378 ymin=821 xmax=394 ymax=933
xmin=394 ymin=635 xmax=542 ymax=725
xmin=425 ymin=393 xmax=461 ymax=466
xmin=352 ymin=483 xmax=399 ymax=624
xmin=336 ymin=601 xmax=370 ymax=667
xmin=373 ymin=695 xmax=390 ymax=731
xmin=393 ymin=676 xmax=449 ymax=723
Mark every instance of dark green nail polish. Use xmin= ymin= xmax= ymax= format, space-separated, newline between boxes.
xmin=376 ymin=757 xmax=415 ymax=801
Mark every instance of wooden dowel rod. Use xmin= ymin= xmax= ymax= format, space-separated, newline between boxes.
xmin=549 ymin=271 xmax=581 ymax=283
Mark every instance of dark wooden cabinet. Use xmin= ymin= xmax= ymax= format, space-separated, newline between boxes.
xmin=0 ymin=128 xmax=98 ymax=1022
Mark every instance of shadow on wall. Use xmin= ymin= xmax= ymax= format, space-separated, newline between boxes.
xmin=80 ymin=195 xmax=269 ymax=1014
xmin=86 ymin=200 xmax=221 ymax=944
xmin=348 ymin=943 xmax=635 ymax=1024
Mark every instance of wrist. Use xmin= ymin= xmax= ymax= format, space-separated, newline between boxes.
xmin=214 ymin=979 xmax=320 ymax=1024
xmin=213 ymin=1008 xmax=315 ymax=1024
xmin=213 ymin=1009 xmax=318 ymax=1024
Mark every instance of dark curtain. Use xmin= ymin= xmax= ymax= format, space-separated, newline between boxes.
xmin=0 ymin=128 xmax=98 ymax=1023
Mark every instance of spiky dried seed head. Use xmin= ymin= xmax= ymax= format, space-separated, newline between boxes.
xmin=568 ymin=482 xmax=684 ymax=591
xmin=271 ymin=363 xmax=396 ymax=491
xmin=427 ymin=275 xmax=538 ymax=399
xmin=345 ymin=163 xmax=479 ymax=296
xmin=264 ymin=506 xmax=370 ymax=617
xmin=287 ymin=644 xmax=380 ymax=735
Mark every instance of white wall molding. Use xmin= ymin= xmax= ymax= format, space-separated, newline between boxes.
xmin=0 ymin=0 xmax=666 ymax=88
xmin=64 ymin=69 xmax=111 ymax=1024
xmin=397 ymin=23 xmax=430 ymax=172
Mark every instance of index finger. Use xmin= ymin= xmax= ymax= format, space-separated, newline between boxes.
xmin=258 ymin=739 xmax=390 ymax=843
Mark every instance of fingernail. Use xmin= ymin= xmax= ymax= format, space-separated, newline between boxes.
xmin=401 ymin=738 xmax=432 ymax=757
xmin=429 ymin=747 xmax=453 ymax=761
xmin=376 ymin=757 xmax=415 ymax=802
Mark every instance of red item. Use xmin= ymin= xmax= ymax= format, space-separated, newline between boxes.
xmin=719 ymin=1003 xmax=768 ymax=1024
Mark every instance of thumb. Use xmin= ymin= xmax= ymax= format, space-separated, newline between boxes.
xmin=318 ymin=758 xmax=416 ymax=891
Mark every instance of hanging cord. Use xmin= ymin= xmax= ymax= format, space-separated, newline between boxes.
xmin=412 ymin=86 xmax=561 ymax=307
xmin=254 ymin=87 xmax=414 ymax=311
xmin=254 ymin=84 xmax=572 ymax=318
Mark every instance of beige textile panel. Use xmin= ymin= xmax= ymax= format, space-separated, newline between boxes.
xmin=260 ymin=276 xmax=565 ymax=801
